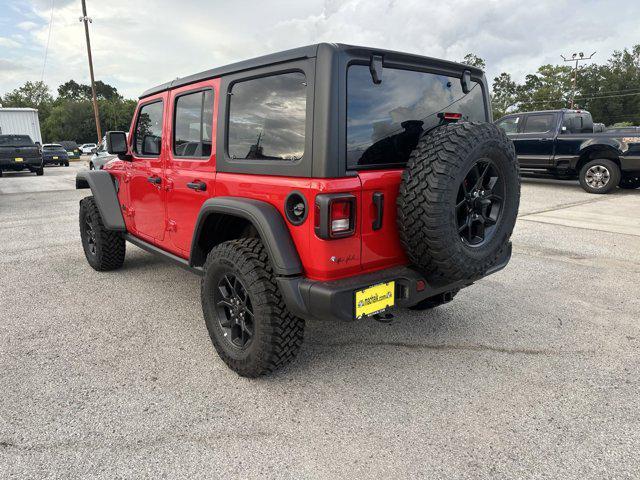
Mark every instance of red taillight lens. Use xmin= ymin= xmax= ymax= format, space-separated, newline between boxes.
xmin=438 ymin=112 xmax=463 ymax=122
xmin=330 ymin=200 xmax=352 ymax=234
xmin=315 ymin=194 xmax=356 ymax=239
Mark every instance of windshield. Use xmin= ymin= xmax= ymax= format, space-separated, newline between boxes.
xmin=0 ymin=135 xmax=35 ymax=147
xmin=347 ymin=65 xmax=487 ymax=169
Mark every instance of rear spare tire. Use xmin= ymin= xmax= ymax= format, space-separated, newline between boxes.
xmin=398 ymin=122 xmax=520 ymax=283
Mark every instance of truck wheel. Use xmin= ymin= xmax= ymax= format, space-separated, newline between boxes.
xmin=578 ymin=159 xmax=620 ymax=194
xmin=409 ymin=289 xmax=458 ymax=311
xmin=79 ymin=196 xmax=126 ymax=271
xmin=201 ymin=238 xmax=304 ymax=377
xmin=64 ymin=161 xmax=70 ymax=167
xmin=619 ymin=175 xmax=640 ymax=190
xmin=35 ymin=167 xmax=44 ymax=176
xmin=397 ymin=122 xmax=520 ymax=283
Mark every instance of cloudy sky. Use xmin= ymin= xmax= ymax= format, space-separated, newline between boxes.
xmin=1 ymin=0 xmax=639 ymax=99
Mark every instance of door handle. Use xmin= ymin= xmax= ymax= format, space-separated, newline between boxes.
xmin=147 ymin=176 xmax=161 ymax=185
xmin=372 ymin=192 xmax=384 ymax=230
xmin=186 ymin=181 xmax=207 ymax=191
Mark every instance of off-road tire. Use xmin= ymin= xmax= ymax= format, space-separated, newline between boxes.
xmin=79 ymin=196 xmax=126 ymax=271
xmin=409 ymin=289 xmax=459 ymax=311
xmin=578 ymin=159 xmax=620 ymax=194
xmin=398 ymin=122 xmax=520 ymax=283
xmin=201 ymin=238 xmax=304 ymax=377
xmin=619 ymin=174 xmax=640 ymax=190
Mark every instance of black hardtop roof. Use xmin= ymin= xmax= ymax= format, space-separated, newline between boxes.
xmin=139 ymin=43 xmax=484 ymax=99
xmin=502 ymin=108 xmax=592 ymax=117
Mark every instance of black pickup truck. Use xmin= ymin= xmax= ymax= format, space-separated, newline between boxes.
xmin=0 ymin=134 xmax=44 ymax=176
xmin=496 ymin=109 xmax=640 ymax=193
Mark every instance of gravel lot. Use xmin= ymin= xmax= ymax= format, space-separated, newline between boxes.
xmin=1 ymin=163 xmax=639 ymax=479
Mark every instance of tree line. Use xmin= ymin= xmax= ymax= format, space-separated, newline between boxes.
xmin=1 ymin=44 xmax=638 ymax=143
xmin=463 ymin=45 xmax=640 ymax=126
xmin=0 ymin=79 xmax=136 ymax=144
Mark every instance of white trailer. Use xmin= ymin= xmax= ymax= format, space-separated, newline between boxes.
xmin=0 ymin=107 xmax=42 ymax=144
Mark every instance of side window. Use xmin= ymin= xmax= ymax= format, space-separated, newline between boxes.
xmin=496 ymin=116 xmax=520 ymax=135
xmin=523 ymin=114 xmax=554 ymax=134
xmin=228 ymin=71 xmax=306 ymax=161
xmin=134 ymin=101 xmax=163 ymax=156
xmin=174 ymin=89 xmax=215 ymax=158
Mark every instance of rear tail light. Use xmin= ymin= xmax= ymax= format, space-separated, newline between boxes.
xmin=438 ymin=112 xmax=463 ymax=122
xmin=315 ymin=193 xmax=356 ymax=239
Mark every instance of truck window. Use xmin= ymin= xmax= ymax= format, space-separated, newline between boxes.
xmin=346 ymin=65 xmax=487 ymax=169
xmin=174 ymin=89 xmax=214 ymax=158
xmin=0 ymin=135 xmax=34 ymax=147
xmin=134 ymin=101 xmax=164 ymax=156
xmin=496 ymin=116 xmax=520 ymax=135
xmin=523 ymin=114 xmax=554 ymax=134
xmin=228 ymin=72 xmax=306 ymax=161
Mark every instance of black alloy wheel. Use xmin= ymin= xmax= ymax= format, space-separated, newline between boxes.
xmin=455 ymin=158 xmax=505 ymax=248
xmin=214 ymin=273 xmax=255 ymax=350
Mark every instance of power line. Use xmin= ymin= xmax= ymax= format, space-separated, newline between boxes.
xmin=516 ymin=91 xmax=640 ymax=107
xmin=41 ymin=0 xmax=55 ymax=83
xmin=561 ymin=51 xmax=596 ymax=108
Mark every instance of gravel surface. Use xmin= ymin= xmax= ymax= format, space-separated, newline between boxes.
xmin=1 ymin=166 xmax=639 ymax=479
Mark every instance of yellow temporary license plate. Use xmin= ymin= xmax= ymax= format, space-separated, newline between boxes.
xmin=15 ymin=157 xmax=23 ymax=162
xmin=355 ymin=281 xmax=395 ymax=319
xmin=53 ymin=156 xmax=58 ymax=160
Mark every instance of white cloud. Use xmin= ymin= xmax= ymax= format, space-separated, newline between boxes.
xmin=1 ymin=0 xmax=639 ymax=99
xmin=16 ymin=20 xmax=38 ymax=30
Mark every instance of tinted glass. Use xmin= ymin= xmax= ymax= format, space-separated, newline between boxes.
xmin=134 ymin=101 xmax=163 ymax=156
xmin=228 ymin=72 xmax=306 ymax=161
xmin=523 ymin=114 xmax=554 ymax=133
xmin=0 ymin=135 xmax=34 ymax=146
xmin=497 ymin=116 xmax=520 ymax=134
xmin=347 ymin=65 xmax=487 ymax=168
xmin=174 ymin=90 xmax=214 ymax=157
xmin=43 ymin=144 xmax=63 ymax=150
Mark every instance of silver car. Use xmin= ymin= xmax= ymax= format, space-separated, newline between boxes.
xmin=88 ymin=137 xmax=116 ymax=170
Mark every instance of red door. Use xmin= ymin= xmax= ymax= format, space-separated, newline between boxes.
xmin=165 ymin=81 xmax=219 ymax=256
xmin=128 ymin=95 xmax=167 ymax=242
xmin=358 ymin=169 xmax=408 ymax=271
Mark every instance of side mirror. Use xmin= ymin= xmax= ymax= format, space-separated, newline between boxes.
xmin=106 ymin=131 xmax=128 ymax=156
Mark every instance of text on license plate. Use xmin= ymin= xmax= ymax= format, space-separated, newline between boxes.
xmin=355 ymin=281 xmax=395 ymax=319
xmin=15 ymin=157 xmax=23 ymax=162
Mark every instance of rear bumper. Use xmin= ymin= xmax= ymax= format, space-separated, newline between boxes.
xmin=43 ymin=155 xmax=68 ymax=165
xmin=0 ymin=157 xmax=42 ymax=170
xmin=278 ymin=243 xmax=512 ymax=322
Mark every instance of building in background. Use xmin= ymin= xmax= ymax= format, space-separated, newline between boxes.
xmin=0 ymin=108 xmax=42 ymax=144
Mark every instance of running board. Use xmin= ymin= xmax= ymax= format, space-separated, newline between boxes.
xmin=123 ymin=234 xmax=204 ymax=276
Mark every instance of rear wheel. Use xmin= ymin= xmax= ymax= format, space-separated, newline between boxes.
xmin=79 ymin=196 xmax=126 ymax=271
xmin=35 ymin=167 xmax=44 ymax=176
xmin=578 ymin=159 xmax=620 ymax=194
xmin=397 ymin=122 xmax=520 ymax=283
xmin=201 ymin=238 xmax=304 ymax=377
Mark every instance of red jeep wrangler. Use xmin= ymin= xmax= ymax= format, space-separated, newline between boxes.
xmin=76 ymin=44 xmax=519 ymax=377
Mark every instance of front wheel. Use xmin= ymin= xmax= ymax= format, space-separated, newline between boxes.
xmin=578 ymin=159 xmax=620 ymax=194
xmin=201 ymin=238 xmax=304 ymax=377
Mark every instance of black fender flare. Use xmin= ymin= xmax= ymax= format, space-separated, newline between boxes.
xmin=190 ymin=197 xmax=302 ymax=277
xmin=75 ymin=170 xmax=126 ymax=231
xmin=573 ymin=142 xmax=622 ymax=170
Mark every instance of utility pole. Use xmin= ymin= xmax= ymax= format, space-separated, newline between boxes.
xmin=561 ymin=51 xmax=596 ymax=109
xmin=79 ymin=0 xmax=102 ymax=143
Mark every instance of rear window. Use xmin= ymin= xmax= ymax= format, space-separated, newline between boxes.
xmin=347 ymin=65 xmax=487 ymax=169
xmin=43 ymin=144 xmax=63 ymax=150
xmin=228 ymin=71 xmax=306 ymax=161
xmin=523 ymin=114 xmax=554 ymax=133
xmin=0 ymin=135 xmax=34 ymax=147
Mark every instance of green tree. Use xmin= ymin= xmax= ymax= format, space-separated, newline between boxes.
xmin=491 ymin=72 xmax=518 ymax=119
xmin=461 ymin=53 xmax=486 ymax=70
